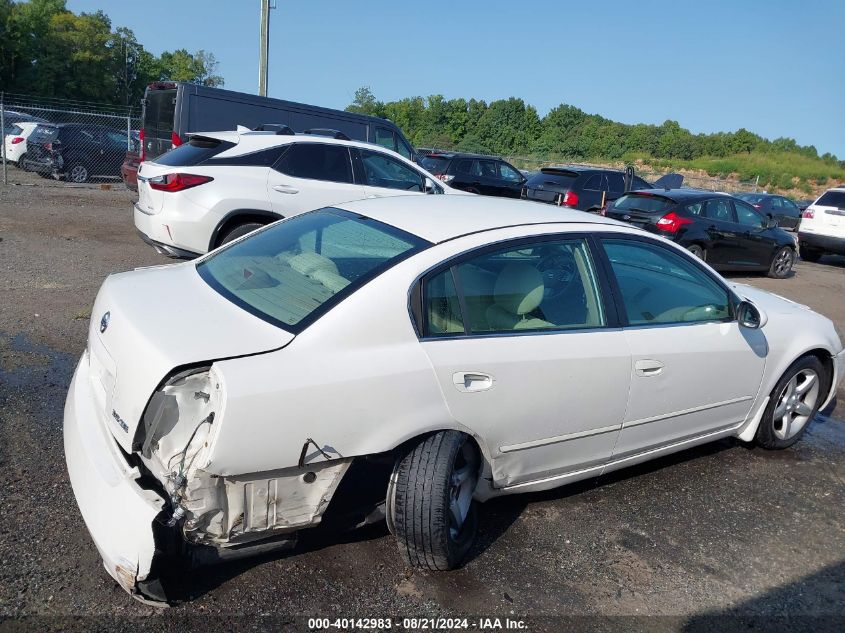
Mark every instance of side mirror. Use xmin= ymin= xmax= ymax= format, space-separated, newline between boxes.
xmin=424 ymin=177 xmax=439 ymax=194
xmin=737 ymin=300 xmax=767 ymax=329
xmin=766 ymin=218 xmax=778 ymax=229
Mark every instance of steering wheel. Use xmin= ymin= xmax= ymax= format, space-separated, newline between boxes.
xmin=537 ymin=254 xmax=577 ymax=301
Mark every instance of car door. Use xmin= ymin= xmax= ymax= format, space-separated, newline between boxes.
xmin=496 ymin=160 xmax=526 ymax=198
xmin=779 ymin=197 xmax=801 ymax=230
xmin=418 ymin=235 xmax=631 ymax=488
xmin=356 ymin=147 xmax=429 ymax=199
xmin=702 ymin=197 xmax=740 ymax=266
xmin=580 ymin=174 xmax=606 ymax=211
xmin=267 ymin=143 xmax=365 ymax=217
xmin=475 ymin=159 xmax=502 ymax=196
xmin=733 ymin=199 xmax=776 ymax=267
xmin=597 ymin=236 xmax=766 ymax=460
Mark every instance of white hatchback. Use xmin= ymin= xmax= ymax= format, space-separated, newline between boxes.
xmin=134 ymin=130 xmax=460 ymax=258
xmin=3 ymin=121 xmax=40 ymax=166
xmin=67 ymin=195 xmax=844 ymax=604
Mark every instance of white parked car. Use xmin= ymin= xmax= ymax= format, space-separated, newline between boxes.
xmin=66 ymin=195 xmax=844 ymax=603
xmin=134 ymin=130 xmax=460 ymax=258
xmin=3 ymin=121 xmax=40 ymax=166
xmin=798 ymin=186 xmax=845 ymax=262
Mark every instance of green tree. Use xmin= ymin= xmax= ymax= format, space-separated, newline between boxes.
xmin=157 ymin=48 xmax=223 ymax=87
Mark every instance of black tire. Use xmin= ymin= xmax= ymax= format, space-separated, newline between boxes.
xmin=800 ymin=247 xmax=822 ymax=263
xmin=218 ymin=222 xmax=265 ymax=246
xmin=755 ymin=355 xmax=826 ymax=449
xmin=15 ymin=152 xmax=27 ymax=169
xmin=36 ymin=171 xmax=52 ymax=179
xmin=687 ymin=244 xmax=705 ymax=260
xmin=768 ymin=246 xmax=795 ymax=278
xmin=389 ymin=431 xmax=480 ymax=571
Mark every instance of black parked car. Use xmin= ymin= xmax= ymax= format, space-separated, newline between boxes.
xmin=419 ymin=152 xmax=526 ymax=198
xmin=605 ymin=189 xmax=797 ymax=278
xmin=734 ymin=192 xmax=802 ymax=231
xmin=24 ymin=123 xmax=128 ymax=183
xmin=521 ymin=166 xmax=681 ymax=212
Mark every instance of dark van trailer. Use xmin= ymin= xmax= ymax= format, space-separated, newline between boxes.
xmin=140 ymin=82 xmax=416 ymax=162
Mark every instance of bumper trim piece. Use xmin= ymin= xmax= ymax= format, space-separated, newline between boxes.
xmin=136 ymin=229 xmax=200 ymax=259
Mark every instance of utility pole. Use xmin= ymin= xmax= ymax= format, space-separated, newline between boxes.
xmin=258 ymin=0 xmax=271 ymax=96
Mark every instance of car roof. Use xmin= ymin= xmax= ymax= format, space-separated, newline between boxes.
xmin=336 ymin=194 xmax=625 ymax=244
xmin=424 ymin=152 xmax=504 ymax=161
xmin=193 ymin=129 xmax=412 ymax=161
xmin=624 ymin=188 xmax=732 ymax=202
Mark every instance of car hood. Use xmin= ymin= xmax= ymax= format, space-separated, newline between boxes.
xmin=730 ymin=282 xmax=813 ymax=315
xmin=87 ymin=263 xmax=293 ymax=452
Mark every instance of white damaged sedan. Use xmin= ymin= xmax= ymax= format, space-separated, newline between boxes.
xmin=65 ymin=195 xmax=845 ymax=603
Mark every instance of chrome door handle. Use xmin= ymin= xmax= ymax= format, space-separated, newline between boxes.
xmin=452 ymin=372 xmax=495 ymax=392
xmin=634 ymin=359 xmax=664 ymax=376
xmin=273 ymin=184 xmax=299 ymax=194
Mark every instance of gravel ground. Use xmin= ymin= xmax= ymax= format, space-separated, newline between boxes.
xmin=1 ymin=179 xmax=844 ymax=632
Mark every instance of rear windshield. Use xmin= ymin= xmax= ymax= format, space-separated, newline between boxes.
xmin=153 ymin=136 xmax=235 ymax=166
xmin=29 ymin=125 xmax=58 ymax=142
xmin=612 ymin=193 xmax=674 ymax=213
xmin=144 ymin=88 xmax=176 ymax=134
xmin=527 ymin=170 xmax=578 ymax=189
xmin=420 ymin=156 xmax=451 ymax=174
xmin=815 ymin=191 xmax=845 ymax=209
xmin=197 ymin=209 xmax=429 ymax=332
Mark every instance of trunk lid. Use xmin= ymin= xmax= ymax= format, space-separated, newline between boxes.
xmin=88 ymin=262 xmax=293 ymax=452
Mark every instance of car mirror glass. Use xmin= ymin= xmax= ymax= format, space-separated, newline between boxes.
xmin=737 ymin=300 xmax=767 ymax=329
xmin=424 ymin=177 xmax=438 ymax=194
xmin=766 ymin=218 xmax=778 ymax=229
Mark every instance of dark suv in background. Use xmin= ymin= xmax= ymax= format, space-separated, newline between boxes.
xmin=521 ymin=166 xmax=680 ymax=212
xmin=419 ymin=152 xmax=526 ymax=197
xmin=25 ymin=123 xmax=130 ymax=183
xmin=734 ymin=192 xmax=802 ymax=231
xmin=604 ymin=189 xmax=797 ymax=278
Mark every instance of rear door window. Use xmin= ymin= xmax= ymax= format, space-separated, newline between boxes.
xmin=478 ymin=160 xmax=498 ymax=178
xmin=705 ymin=198 xmax=736 ymax=223
xmin=374 ymin=128 xmax=396 ymax=152
xmin=274 ymin=143 xmax=353 ymax=183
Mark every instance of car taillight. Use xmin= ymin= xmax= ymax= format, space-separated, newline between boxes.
xmin=655 ymin=211 xmax=693 ymax=233
xmin=558 ymin=191 xmax=578 ymax=207
xmin=11 ymin=137 xmax=24 ymax=145
xmin=802 ymin=209 xmax=814 ymax=219
xmin=436 ymin=174 xmax=455 ymax=184
xmin=44 ymin=142 xmax=52 ymax=151
xmin=148 ymin=173 xmax=213 ymax=192
xmin=171 ymin=131 xmax=182 ymax=148
xmin=139 ymin=128 xmax=145 ymax=162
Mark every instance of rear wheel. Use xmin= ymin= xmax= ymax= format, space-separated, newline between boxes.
xmin=687 ymin=244 xmax=706 ymax=260
xmin=66 ymin=163 xmax=90 ymax=183
xmin=755 ymin=355 xmax=826 ymax=449
xmin=800 ymin=247 xmax=822 ymax=263
xmin=15 ymin=152 xmax=28 ymax=168
xmin=768 ymin=246 xmax=795 ymax=278
xmin=389 ymin=431 xmax=480 ymax=571
xmin=218 ymin=222 xmax=265 ymax=247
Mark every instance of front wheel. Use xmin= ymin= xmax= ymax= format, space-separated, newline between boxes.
xmin=755 ymin=355 xmax=826 ymax=449
xmin=768 ymin=246 xmax=795 ymax=278
xmin=388 ymin=431 xmax=480 ymax=571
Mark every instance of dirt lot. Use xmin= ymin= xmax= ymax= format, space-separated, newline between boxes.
xmin=1 ymin=180 xmax=844 ymax=631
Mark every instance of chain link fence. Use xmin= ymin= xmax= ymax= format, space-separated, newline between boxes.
xmin=1 ymin=92 xmax=140 ymax=187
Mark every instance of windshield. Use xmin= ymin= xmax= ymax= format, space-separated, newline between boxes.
xmin=815 ymin=191 xmax=845 ymax=209
xmin=197 ymin=209 xmax=429 ymax=331
xmin=736 ymin=193 xmax=764 ymax=203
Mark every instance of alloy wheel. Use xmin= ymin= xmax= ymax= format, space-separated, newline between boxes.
xmin=772 ymin=368 xmax=820 ymax=440
xmin=69 ymin=165 xmax=89 ymax=183
xmin=773 ymin=248 xmax=794 ymax=276
xmin=448 ymin=441 xmax=480 ymax=539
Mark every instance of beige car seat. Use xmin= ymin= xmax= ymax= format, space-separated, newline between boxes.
xmin=485 ymin=263 xmax=554 ymax=330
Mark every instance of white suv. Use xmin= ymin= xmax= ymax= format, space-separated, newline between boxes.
xmin=798 ymin=186 xmax=845 ymax=262
xmin=134 ymin=130 xmax=459 ymax=257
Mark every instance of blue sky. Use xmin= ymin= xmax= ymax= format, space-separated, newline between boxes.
xmin=67 ymin=0 xmax=844 ymax=158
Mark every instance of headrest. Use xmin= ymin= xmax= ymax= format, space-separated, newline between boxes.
xmin=493 ymin=263 xmax=544 ymax=316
